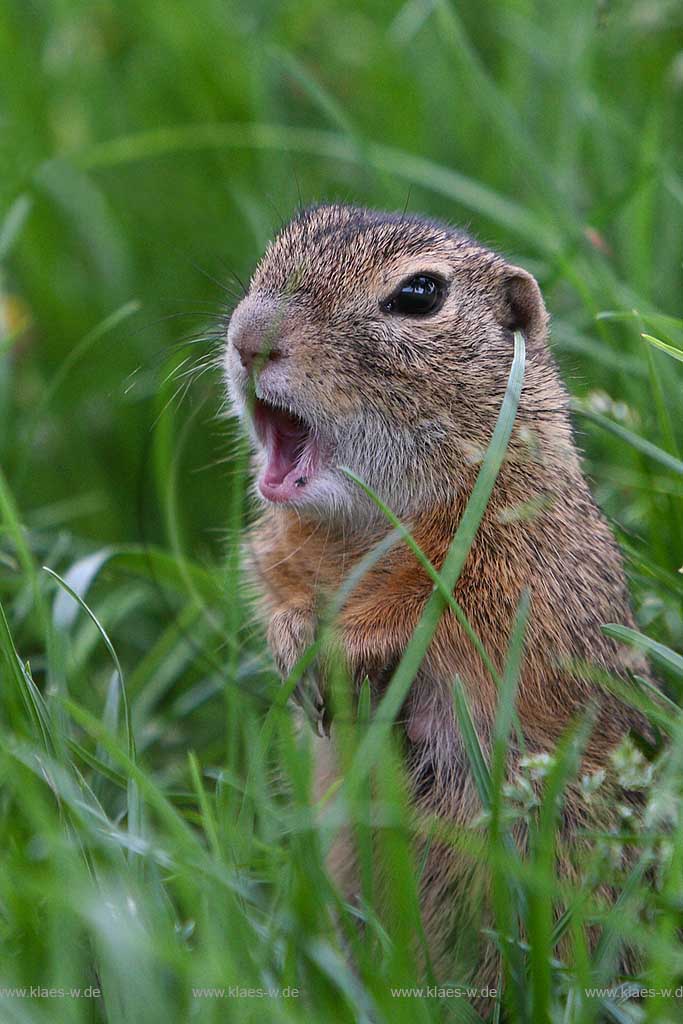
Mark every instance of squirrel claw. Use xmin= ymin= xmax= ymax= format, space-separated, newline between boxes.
xmin=292 ymin=673 xmax=329 ymax=737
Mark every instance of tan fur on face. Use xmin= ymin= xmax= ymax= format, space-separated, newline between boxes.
xmin=224 ymin=203 xmax=649 ymax=1002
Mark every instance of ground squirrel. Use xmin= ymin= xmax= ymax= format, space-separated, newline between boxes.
xmin=224 ymin=203 xmax=647 ymax=995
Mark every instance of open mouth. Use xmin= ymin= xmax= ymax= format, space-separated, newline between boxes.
xmin=251 ymin=398 xmax=319 ymax=503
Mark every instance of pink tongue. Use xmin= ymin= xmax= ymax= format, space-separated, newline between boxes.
xmin=262 ymin=430 xmax=305 ymax=486
xmin=261 ymin=407 xmax=308 ymax=488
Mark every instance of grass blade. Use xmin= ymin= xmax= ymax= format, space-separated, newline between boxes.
xmin=575 ymin=406 xmax=683 ymax=476
xmin=641 ymin=332 xmax=683 ymax=364
xmin=602 ymin=623 xmax=683 ymax=678
xmin=452 ymin=676 xmax=492 ymax=809
xmin=341 ymin=331 xmax=526 ymax=800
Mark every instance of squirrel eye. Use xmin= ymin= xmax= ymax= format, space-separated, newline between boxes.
xmin=382 ymin=274 xmax=444 ymax=316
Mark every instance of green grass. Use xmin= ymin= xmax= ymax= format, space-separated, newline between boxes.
xmin=1 ymin=1 xmax=683 ymax=1020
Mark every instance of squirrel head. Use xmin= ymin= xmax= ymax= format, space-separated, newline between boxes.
xmin=225 ymin=203 xmax=564 ymax=523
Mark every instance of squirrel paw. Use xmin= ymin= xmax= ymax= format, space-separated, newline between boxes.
xmin=293 ymin=672 xmax=329 ymax=738
xmin=267 ymin=608 xmax=329 ymax=737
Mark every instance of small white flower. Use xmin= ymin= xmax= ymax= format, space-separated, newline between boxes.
xmin=519 ymin=752 xmax=555 ymax=780
xmin=581 ymin=768 xmax=606 ymax=797
xmin=644 ymin=789 xmax=679 ymax=829
xmin=610 ymin=739 xmax=654 ymax=789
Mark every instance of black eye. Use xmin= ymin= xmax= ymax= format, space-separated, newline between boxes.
xmin=382 ymin=275 xmax=444 ymax=316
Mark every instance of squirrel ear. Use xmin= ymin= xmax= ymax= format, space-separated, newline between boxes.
xmin=498 ymin=265 xmax=547 ymax=336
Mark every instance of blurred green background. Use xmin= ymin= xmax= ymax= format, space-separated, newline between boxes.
xmin=1 ymin=2 xmax=683 ymax=1020
xmin=2 ymin=0 xmax=683 ymax=822
xmin=2 ymin=0 xmax=682 ymax=558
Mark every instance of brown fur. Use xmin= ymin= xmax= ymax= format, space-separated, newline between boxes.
xmin=223 ymin=204 xmax=647 ymax=997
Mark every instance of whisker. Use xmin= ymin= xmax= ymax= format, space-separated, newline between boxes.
xmin=190 ymin=260 xmax=246 ymax=301
xmin=212 ymin=256 xmax=249 ymax=297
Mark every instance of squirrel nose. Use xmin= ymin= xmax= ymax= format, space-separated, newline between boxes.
xmin=234 ymin=337 xmax=283 ymax=374
xmin=230 ymin=302 xmax=286 ymax=375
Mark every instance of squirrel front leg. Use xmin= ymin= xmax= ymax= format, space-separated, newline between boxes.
xmin=267 ymin=585 xmax=436 ymax=738
xmin=339 ymin=590 xmax=427 ymax=677
xmin=267 ymin=604 xmax=315 ymax=678
xmin=267 ymin=604 xmax=329 ymax=734
xmin=338 ymin=589 xmax=465 ymax=744
xmin=267 ymin=600 xmax=387 ymax=737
